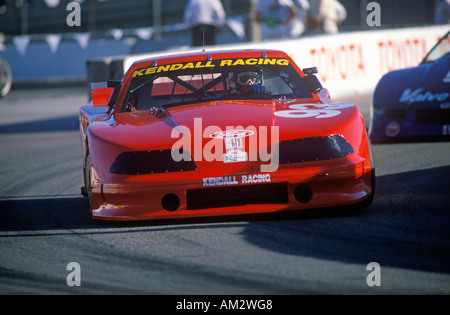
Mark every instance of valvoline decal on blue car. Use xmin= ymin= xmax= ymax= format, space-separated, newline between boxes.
xmin=369 ymin=30 xmax=450 ymax=142
xmin=374 ymin=58 xmax=450 ymax=110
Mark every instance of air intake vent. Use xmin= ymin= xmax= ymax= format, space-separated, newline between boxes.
xmin=187 ymin=182 xmax=288 ymax=210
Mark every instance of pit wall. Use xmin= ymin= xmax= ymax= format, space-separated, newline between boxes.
xmin=122 ymin=25 xmax=449 ymax=99
xmin=4 ymin=25 xmax=448 ymax=99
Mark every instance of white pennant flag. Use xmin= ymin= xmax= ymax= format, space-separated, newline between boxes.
xmin=13 ymin=35 xmax=31 ymax=57
xmin=136 ymin=28 xmax=153 ymax=40
xmin=74 ymin=33 xmax=90 ymax=49
xmin=46 ymin=34 xmax=62 ymax=53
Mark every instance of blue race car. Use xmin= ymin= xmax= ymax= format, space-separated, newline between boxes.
xmin=369 ymin=30 xmax=450 ymax=143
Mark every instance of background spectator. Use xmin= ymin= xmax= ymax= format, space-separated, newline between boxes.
xmin=307 ymin=0 xmax=346 ymax=34
xmin=289 ymin=0 xmax=310 ymax=38
xmin=184 ymin=0 xmax=226 ymax=47
xmin=254 ymin=0 xmax=297 ymax=40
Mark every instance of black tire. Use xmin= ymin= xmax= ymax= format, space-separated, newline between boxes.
xmin=84 ymin=153 xmax=93 ymax=215
xmin=349 ymin=168 xmax=375 ymax=212
xmin=0 ymin=57 xmax=12 ymax=98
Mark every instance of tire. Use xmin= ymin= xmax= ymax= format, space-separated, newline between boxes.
xmin=0 ymin=57 xmax=12 ymax=98
xmin=350 ymin=168 xmax=375 ymax=211
xmin=84 ymin=153 xmax=93 ymax=215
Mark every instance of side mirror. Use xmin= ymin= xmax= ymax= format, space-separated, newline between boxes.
xmin=302 ymin=67 xmax=323 ymax=94
xmin=318 ymin=88 xmax=331 ymax=100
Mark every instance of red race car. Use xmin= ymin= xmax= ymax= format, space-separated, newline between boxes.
xmin=79 ymin=49 xmax=375 ymax=221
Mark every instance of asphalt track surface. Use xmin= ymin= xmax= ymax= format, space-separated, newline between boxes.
xmin=0 ymin=87 xmax=449 ymax=295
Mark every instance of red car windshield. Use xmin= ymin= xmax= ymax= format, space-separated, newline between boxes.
xmin=121 ymin=57 xmax=311 ymax=112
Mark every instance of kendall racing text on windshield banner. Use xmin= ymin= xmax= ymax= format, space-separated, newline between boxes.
xmin=132 ymin=58 xmax=290 ymax=78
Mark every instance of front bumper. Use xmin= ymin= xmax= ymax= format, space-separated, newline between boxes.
xmin=369 ymin=109 xmax=450 ymax=142
xmin=90 ymin=161 xmax=374 ymax=221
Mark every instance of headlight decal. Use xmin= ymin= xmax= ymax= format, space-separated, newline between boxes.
xmin=278 ymin=135 xmax=354 ymax=164
xmin=110 ymin=149 xmax=197 ymax=175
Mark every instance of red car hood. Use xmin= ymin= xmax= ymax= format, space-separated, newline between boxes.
xmin=90 ymin=98 xmax=359 ymax=151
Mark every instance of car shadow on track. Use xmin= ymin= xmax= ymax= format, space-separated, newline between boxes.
xmin=1 ymin=166 xmax=449 ymax=274
xmin=240 ymin=165 xmax=450 ymax=274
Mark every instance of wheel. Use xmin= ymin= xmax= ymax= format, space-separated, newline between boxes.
xmin=0 ymin=57 xmax=12 ymax=98
xmin=349 ymin=168 xmax=376 ymax=212
xmin=84 ymin=153 xmax=93 ymax=215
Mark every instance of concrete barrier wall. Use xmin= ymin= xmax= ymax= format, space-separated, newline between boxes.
xmin=4 ymin=25 xmax=448 ymax=100
xmin=122 ymin=25 xmax=449 ymax=99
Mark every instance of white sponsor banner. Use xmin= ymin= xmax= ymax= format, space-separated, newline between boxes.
xmin=123 ymin=25 xmax=449 ymax=98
